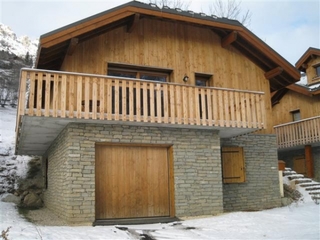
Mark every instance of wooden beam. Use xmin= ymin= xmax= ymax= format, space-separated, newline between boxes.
xmin=221 ymin=31 xmax=237 ymax=48
xmin=264 ymin=67 xmax=283 ymax=79
xmin=305 ymin=145 xmax=314 ymax=178
xmin=286 ymin=84 xmax=313 ymax=97
xmin=67 ymin=38 xmax=79 ymax=56
xmin=127 ymin=13 xmax=140 ymax=33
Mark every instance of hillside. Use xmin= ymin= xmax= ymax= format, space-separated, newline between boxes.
xmin=0 ymin=23 xmax=38 ymax=107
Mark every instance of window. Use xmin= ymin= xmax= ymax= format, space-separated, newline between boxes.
xmin=221 ymin=147 xmax=245 ymax=183
xmin=107 ymin=63 xmax=171 ymax=116
xmin=195 ymin=73 xmax=212 ymax=87
xmin=315 ymin=65 xmax=320 ymax=77
xmin=291 ymin=110 xmax=301 ymax=122
xmin=107 ymin=63 xmax=171 ymax=82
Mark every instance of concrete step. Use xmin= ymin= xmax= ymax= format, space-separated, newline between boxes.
xmin=309 ymin=191 xmax=320 ymax=195
xmin=295 ymin=179 xmax=313 ymax=184
xmin=305 ymin=186 xmax=320 ymax=191
xmin=288 ymin=174 xmax=305 ymax=180
xmin=299 ymin=183 xmax=320 ymax=188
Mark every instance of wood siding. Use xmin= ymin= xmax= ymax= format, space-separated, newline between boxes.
xmin=60 ymin=18 xmax=273 ymax=132
xmin=272 ymin=90 xmax=320 ymax=126
xmin=305 ymin=56 xmax=320 ymax=86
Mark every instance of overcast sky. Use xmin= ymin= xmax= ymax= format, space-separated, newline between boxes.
xmin=0 ymin=0 xmax=319 ymax=65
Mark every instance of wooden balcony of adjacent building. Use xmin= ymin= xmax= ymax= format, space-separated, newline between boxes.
xmin=15 ymin=68 xmax=267 ymax=155
xmin=274 ymin=116 xmax=320 ymax=150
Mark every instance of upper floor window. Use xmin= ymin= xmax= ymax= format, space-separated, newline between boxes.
xmin=315 ymin=65 xmax=320 ymax=77
xmin=107 ymin=63 xmax=171 ymax=82
xmin=195 ymin=73 xmax=212 ymax=86
xmin=291 ymin=109 xmax=301 ymax=122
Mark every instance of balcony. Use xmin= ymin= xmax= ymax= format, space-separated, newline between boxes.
xmin=274 ymin=116 xmax=320 ymax=149
xmin=15 ymin=69 xmax=266 ymax=155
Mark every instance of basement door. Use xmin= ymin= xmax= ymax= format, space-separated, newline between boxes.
xmin=293 ymin=156 xmax=306 ymax=175
xmin=95 ymin=143 xmax=174 ymax=220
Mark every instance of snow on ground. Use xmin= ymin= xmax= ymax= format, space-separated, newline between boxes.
xmin=0 ymin=107 xmax=320 ymax=239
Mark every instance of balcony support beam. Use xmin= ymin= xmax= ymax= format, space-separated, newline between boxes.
xmin=305 ymin=145 xmax=314 ymax=178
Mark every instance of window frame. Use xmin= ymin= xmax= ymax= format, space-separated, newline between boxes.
xmin=290 ymin=109 xmax=301 ymax=122
xmin=195 ymin=73 xmax=213 ymax=87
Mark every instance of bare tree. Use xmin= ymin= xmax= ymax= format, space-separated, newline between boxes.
xmin=147 ymin=0 xmax=191 ymax=10
xmin=209 ymin=0 xmax=252 ymax=26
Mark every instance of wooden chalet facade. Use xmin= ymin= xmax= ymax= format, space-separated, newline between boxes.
xmin=273 ymin=47 xmax=320 ymax=181
xmin=15 ymin=1 xmax=300 ymax=225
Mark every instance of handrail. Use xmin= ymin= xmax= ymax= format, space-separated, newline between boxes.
xmin=274 ymin=116 xmax=320 ymax=148
xmin=16 ymin=69 xmax=266 ymax=133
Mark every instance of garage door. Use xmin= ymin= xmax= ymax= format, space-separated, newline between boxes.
xmin=95 ymin=143 xmax=174 ymax=220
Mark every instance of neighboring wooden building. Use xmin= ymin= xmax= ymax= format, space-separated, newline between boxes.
xmin=15 ymin=1 xmax=300 ymax=225
xmin=273 ymin=47 xmax=320 ymax=181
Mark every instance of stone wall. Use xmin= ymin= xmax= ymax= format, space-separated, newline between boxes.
xmin=221 ymin=134 xmax=281 ymax=212
xmin=44 ymin=123 xmax=223 ymax=224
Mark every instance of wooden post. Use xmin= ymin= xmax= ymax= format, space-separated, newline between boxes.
xmin=305 ymin=145 xmax=314 ymax=178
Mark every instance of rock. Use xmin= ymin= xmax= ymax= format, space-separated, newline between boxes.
xmin=281 ymin=197 xmax=293 ymax=206
xmin=1 ymin=194 xmax=21 ymax=204
xmin=23 ymin=192 xmax=43 ymax=208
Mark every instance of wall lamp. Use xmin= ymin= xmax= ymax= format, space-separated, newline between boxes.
xmin=183 ymin=75 xmax=189 ymax=82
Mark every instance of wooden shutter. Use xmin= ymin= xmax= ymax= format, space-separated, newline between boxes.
xmin=221 ymin=146 xmax=245 ymax=183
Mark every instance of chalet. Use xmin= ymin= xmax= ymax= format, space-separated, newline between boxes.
xmin=273 ymin=47 xmax=320 ymax=182
xmin=15 ymin=1 xmax=300 ymax=225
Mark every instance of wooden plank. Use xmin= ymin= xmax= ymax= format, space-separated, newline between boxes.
xmin=260 ymin=94 xmax=266 ymax=129
xmin=135 ymin=81 xmax=141 ymax=122
xmin=129 ymin=80 xmax=134 ymax=121
xmin=149 ymin=83 xmax=155 ymax=123
xmin=234 ymin=91 xmax=241 ymax=128
xmin=84 ymin=77 xmax=90 ymax=119
xmin=256 ymin=94 xmax=262 ymax=129
xmin=206 ymin=89 xmax=213 ymax=126
xmin=194 ymin=87 xmax=200 ymax=125
xmin=92 ymin=77 xmax=98 ymax=120
xmin=200 ymin=88 xmax=206 ymax=125
xmin=212 ymin=89 xmax=218 ymax=126
xmin=114 ymin=80 xmax=120 ymax=120
xmin=121 ymin=80 xmax=127 ymax=121
xmin=61 ymin=74 xmax=67 ymax=118
xmin=76 ymin=76 xmax=82 ymax=118
xmin=106 ymin=80 xmax=112 ymax=120
xmin=53 ymin=74 xmax=59 ymax=118
xmin=169 ymin=85 xmax=175 ymax=124
xmin=36 ymin=73 xmax=43 ymax=116
xmin=18 ymin=71 xmax=27 ymax=116
xmin=246 ymin=93 xmax=252 ymax=128
xmin=224 ymin=90 xmax=230 ymax=127
xmin=68 ymin=75 xmax=75 ymax=118
xmin=176 ymin=85 xmax=182 ymax=124
xmin=44 ymin=73 xmax=51 ymax=117
xmin=168 ymin=146 xmax=175 ymax=217
xmin=218 ymin=89 xmax=224 ymax=127
xmin=143 ymin=82 xmax=148 ymax=122
xmin=264 ymin=66 xmax=283 ymax=79
xmin=251 ymin=94 xmax=257 ymax=128
xmin=163 ymin=84 xmax=169 ymax=124
xmin=99 ymin=78 xmax=105 ymax=120
xmin=229 ymin=90 xmax=235 ymax=127
xmin=182 ymin=86 xmax=188 ymax=125
xmin=156 ymin=83 xmax=162 ymax=123
xmin=221 ymin=31 xmax=237 ymax=48
xmin=240 ymin=92 xmax=246 ymax=128
xmin=188 ymin=86 xmax=194 ymax=125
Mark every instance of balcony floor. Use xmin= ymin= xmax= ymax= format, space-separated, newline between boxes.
xmin=16 ymin=116 xmax=259 ymax=156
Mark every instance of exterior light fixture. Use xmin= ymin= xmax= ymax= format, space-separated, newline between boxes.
xmin=183 ymin=75 xmax=189 ymax=82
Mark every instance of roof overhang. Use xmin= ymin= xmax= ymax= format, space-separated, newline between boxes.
xmin=35 ymin=0 xmax=300 ymax=92
xmin=295 ymin=47 xmax=320 ymax=72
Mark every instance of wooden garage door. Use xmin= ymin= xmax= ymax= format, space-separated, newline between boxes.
xmin=95 ymin=144 xmax=173 ymax=220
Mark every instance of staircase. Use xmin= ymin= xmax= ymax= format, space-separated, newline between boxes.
xmin=283 ymin=168 xmax=320 ymax=204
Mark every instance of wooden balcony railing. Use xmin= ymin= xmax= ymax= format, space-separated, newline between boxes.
xmin=16 ymin=68 xmax=266 ymax=132
xmin=274 ymin=116 xmax=320 ymax=148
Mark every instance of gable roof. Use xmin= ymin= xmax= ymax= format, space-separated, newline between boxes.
xmin=295 ymin=47 xmax=320 ymax=72
xmin=35 ymin=1 xmax=300 ymax=92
